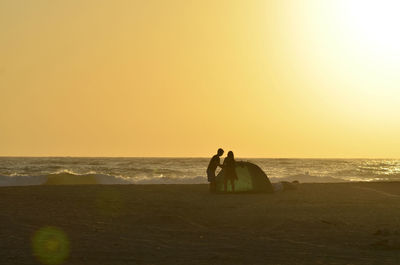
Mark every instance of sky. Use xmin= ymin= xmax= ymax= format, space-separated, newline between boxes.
xmin=1 ymin=0 xmax=400 ymax=158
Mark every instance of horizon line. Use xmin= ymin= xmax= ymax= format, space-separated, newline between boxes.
xmin=0 ymin=155 xmax=399 ymax=160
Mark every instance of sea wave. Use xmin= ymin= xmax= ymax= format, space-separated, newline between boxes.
xmin=0 ymin=171 xmax=384 ymax=187
xmin=270 ymin=174 xmax=347 ymax=183
xmin=0 ymin=170 xmax=207 ymax=186
xmin=270 ymin=174 xmax=400 ymax=183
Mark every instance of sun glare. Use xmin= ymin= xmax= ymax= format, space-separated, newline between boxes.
xmin=310 ymin=0 xmax=400 ymax=122
xmin=343 ymin=0 xmax=400 ymax=54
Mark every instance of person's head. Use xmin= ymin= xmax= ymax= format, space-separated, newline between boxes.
xmin=217 ymin=148 xmax=224 ymax=156
xmin=227 ymin=151 xmax=234 ymax=159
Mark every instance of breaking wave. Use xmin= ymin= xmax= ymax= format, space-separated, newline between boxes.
xmin=1 ymin=171 xmax=397 ymax=187
xmin=0 ymin=170 xmax=207 ymax=186
xmin=270 ymin=174 xmax=347 ymax=183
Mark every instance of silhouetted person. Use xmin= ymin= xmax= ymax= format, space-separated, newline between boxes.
xmin=207 ymin=148 xmax=224 ymax=192
xmin=223 ymin=151 xmax=238 ymax=192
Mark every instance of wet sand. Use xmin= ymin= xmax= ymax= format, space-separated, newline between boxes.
xmin=1 ymin=183 xmax=400 ymax=265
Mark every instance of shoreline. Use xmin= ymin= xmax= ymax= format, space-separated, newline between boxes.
xmin=3 ymin=180 xmax=400 ymax=188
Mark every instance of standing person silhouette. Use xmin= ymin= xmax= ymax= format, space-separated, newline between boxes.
xmin=207 ymin=148 xmax=224 ymax=193
xmin=223 ymin=151 xmax=238 ymax=192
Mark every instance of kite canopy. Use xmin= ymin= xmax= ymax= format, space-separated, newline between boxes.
xmin=216 ymin=161 xmax=273 ymax=193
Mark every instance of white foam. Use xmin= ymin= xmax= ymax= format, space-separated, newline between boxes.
xmin=0 ymin=172 xmax=207 ymax=186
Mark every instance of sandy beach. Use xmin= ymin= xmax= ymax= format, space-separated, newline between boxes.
xmin=1 ymin=183 xmax=400 ymax=265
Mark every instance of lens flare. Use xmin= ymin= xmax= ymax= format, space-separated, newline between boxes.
xmin=32 ymin=226 xmax=70 ymax=265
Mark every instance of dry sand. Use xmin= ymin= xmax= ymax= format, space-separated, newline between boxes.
xmin=1 ymin=183 xmax=400 ymax=265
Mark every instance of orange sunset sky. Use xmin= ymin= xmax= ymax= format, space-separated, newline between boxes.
xmin=1 ymin=0 xmax=400 ymax=158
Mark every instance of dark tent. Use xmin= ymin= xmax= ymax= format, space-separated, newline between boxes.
xmin=215 ymin=161 xmax=273 ymax=193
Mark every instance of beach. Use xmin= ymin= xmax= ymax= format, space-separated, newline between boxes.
xmin=1 ymin=183 xmax=400 ymax=265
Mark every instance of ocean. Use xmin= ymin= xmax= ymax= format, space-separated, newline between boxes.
xmin=1 ymin=157 xmax=400 ymax=186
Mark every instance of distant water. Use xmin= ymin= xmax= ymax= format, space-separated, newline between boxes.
xmin=1 ymin=157 xmax=400 ymax=186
